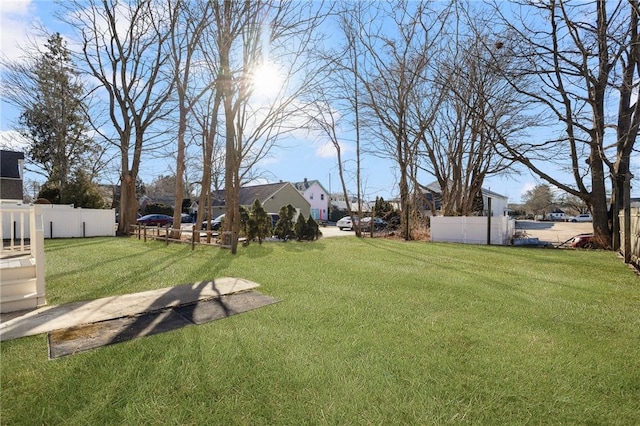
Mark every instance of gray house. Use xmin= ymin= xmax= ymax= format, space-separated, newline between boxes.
xmin=195 ymin=182 xmax=311 ymax=219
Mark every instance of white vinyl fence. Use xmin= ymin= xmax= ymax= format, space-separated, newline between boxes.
xmin=430 ymin=216 xmax=515 ymax=245
xmin=1 ymin=204 xmax=115 ymax=239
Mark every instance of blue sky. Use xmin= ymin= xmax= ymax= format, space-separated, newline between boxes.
xmin=1 ymin=0 xmax=635 ymax=204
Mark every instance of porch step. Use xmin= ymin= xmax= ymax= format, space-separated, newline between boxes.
xmin=1 ymin=258 xmax=36 ymax=281
xmin=0 ymin=292 xmax=43 ymax=313
xmin=1 ymin=277 xmax=38 ymax=297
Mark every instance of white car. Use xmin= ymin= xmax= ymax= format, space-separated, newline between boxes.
xmin=569 ymin=213 xmax=592 ymax=223
xmin=336 ymin=215 xmax=358 ymax=231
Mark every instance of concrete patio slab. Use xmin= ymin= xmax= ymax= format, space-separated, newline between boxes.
xmin=47 ymin=291 xmax=279 ymax=359
xmin=0 ymin=277 xmax=259 ymax=342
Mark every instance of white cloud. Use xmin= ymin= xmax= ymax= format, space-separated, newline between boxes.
xmin=0 ymin=0 xmax=31 ymax=15
xmin=256 ymin=155 xmax=280 ymax=167
xmin=0 ymin=0 xmax=41 ymax=62
xmin=314 ymin=139 xmax=353 ymax=159
xmin=315 ymin=141 xmax=336 ymax=158
xmin=520 ymin=181 xmax=535 ymax=198
xmin=0 ymin=130 xmax=29 ymax=151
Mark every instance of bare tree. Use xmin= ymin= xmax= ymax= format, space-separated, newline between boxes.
xmin=183 ymin=2 xmax=225 ymax=233
xmin=213 ymin=0 xmax=327 ymax=253
xmin=308 ymin=98 xmax=360 ymax=236
xmin=610 ymin=0 xmax=639 ymax=250
xmin=63 ymin=0 xmax=176 ymax=235
xmin=522 ymin=184 xmax=556 ymax=218
xmin=309 ymin=2 xmax=368 ymax=237
xmin=419 ymin=7 xmax=530 ymax=216
xmin=166 ymin=0 xmax=214 ymax=238
xmin=490 ymin=0 xmax=640 ymax=248
xmin=355 ymin=1 xmax=450 ymax=240
xmin=191 ymin=90 xmax=224 ymax=232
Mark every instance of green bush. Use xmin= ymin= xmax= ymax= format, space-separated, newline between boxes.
xmin=246 ymin=199 xmax=271 ymax=244
xmin=305 ymin=215 xmax=321 ymax=240
xmin=294 ymin=214 xmax=308 ymax=240
xmin=238 ymin=206 xmax=250 ymax=236
xmin=274 ymin=205 xmax=296 ymax=241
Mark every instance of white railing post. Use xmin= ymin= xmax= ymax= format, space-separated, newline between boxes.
xmin=31 ymin=205 xmax=46 ymax=306
xmin=1 ymin=205 xmax=31 ymax=255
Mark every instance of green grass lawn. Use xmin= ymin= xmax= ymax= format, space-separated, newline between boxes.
xmin=2 ymin=237 xmax=639 ymax=424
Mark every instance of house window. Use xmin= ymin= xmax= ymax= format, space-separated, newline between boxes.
xmin=310 ymin=193 xmax=314 ymax=200
xmin=320 ymin=194 xmax=324 ymax=200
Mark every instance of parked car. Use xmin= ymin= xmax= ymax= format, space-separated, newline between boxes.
xmin=336 ymin=215 xmax=358 ymax=231
xmin=181 ymin=213 xmax=193 ymax=223
xmin=570 ymin=233 xmax=595 ymax=249
xmin=568 ymin=213 xmax=592 ymax=223
xmin=137 ymin=214 xmax=173 ymax=226
xmin=115 ymin=212 xmax=142 ymax=223
xmin=360 ymin=216 xmax=387 ymax=230
xmin=202 ymin=214 xmax=225 ymax=230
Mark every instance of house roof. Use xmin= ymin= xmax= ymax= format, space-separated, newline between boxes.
xmin=203 ymin=182 xmax=295 ymax=207
xmin=238 ymin=182 xmax=290 ymax=205
xmin=292 ymin=178 xmax=329 ymax=195
xmin=1 ymin=150 xmax=24 ymax=179
xmin=422 ymin=181 xmax=508 ymax=200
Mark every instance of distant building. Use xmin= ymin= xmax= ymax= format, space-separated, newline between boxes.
xmin=139 ymin=194 xmax=176 ymax=211
xmin=194 ymin=182 xmax=311 ymax=219
xmin=421 ymin=181 xmax=509 ymax=217
xmin=0 ymin=150 xmax=25 ymax=202
xmin=329 ymin=193 xmax=372 ymax=213
xmin=292 ymin=178 xmax=329 ymax=221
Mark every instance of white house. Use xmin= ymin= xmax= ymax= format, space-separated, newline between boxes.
xmin=292 ymin=178 xmax=329 ymax=221
xmin=329 ymin=193 xmax=373 ymax=213
xmin=422 ymin=181 xmax=509 ymax=217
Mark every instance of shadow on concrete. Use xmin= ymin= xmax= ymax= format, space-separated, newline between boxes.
xmin=48 ymin=291 xmax=279 ymax=359
xmin=1 ymin=278 xmax=259 ymax=342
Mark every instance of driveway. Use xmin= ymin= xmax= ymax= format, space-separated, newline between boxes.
xmin=321 ymin=225 xmax=355 ymax=238
xmin=515 ymin=220 xmax=593 ymax=246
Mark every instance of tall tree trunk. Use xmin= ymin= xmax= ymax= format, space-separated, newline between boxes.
xmin=118 ymin=170 xmax=138 ymax=236
xmin=172 ymin=112 xmax=187 ymax=240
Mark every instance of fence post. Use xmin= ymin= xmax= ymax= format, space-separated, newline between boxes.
xmin=165 ymin=224 xmax=169 ymax=245
xmin=191 ymin=225 xmax=196 ymax=250
xmin=486 ymin=197 xmax=492 ymax=245
xmin=624 ymin=173 xmax=632 ymax=263
xmin=50 ymin=221 xmax=53 ymax=239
